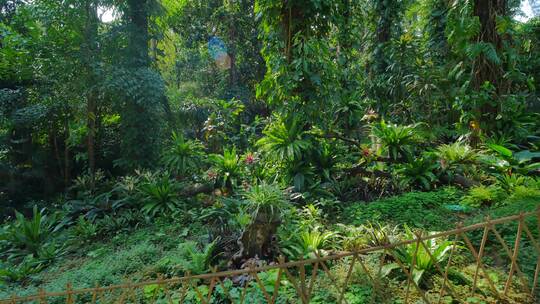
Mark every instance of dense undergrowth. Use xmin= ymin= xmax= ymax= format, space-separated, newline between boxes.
xmin=2 ymin=1 xmax=540 ymax=302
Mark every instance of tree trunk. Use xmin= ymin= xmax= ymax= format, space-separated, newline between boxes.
xmin=84 ymin=0 xmax=99 ymax=186
xmin=234 ymin=213 xmax=280 ymax=261
xmin=63 ymin=115 xmax=70 ymax=188
xmin=473 ymin=0 xmax=507 ymax=123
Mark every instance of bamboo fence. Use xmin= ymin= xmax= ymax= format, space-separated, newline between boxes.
xmin=1 ymin=210 xmax=539 ymax=303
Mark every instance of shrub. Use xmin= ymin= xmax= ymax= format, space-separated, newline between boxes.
xmin=139 ymin=175 xmax=183 ymax=216
xmin=371 ymin=120 xmax=421 ymax=160
xmin=460 ymin=185 xmax=505 ymax=208
xmin=68 ymin=216 xmax=98 ymax=246
xmin=209 ymin=148 xmax=243 ymax=190
xmin=1 ymin=206 xmax=60 ymax=258
xmin=161 ymin=132 xmax=205 ymax=178
xmin=396 ymin=155 xmax=438 ymax=190
xmin=436 ymin=140 xmax=478 ymax=166
xmin=256 ymin=118 xmax=311 ymax=163
xmin=385 ymin=227 xmax=457 ymax=285
xmin=281 ymin=226 xmax=336 ymax=259
xmin=243 ymin=182 xmax=289 ymax=223
xmin=155 ymin=241 xmax=216 ymax=276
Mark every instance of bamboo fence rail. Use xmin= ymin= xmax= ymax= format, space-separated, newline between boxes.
xmin=1 ymin=209 xmax=539 ymax=303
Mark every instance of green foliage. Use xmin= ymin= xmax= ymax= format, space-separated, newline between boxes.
xmin=371 ymin=120 xmax=421 ymax=160
xmin=0 ymin=256 xmax=43 ymax=284
xmin=139 ymin=175 xmax=183 ymax=216
xmin=256 ymin=118 xmax=311 ymax=163
xmin=244 ymin=182 xmax=288 ymax=223
xmin=343 ymin=188 xmax=463 ymax=230
xmin=161 ymin=132 xmax=205 ymax=177
xmin=460 ymin=185 xmax=505 ymax=208
xmin=1 ymin=206 xmax=60 ymax=257
xmin=156 ymin=241 xmax=216 ymax=276
xmin=436 ymin=140 xmax=478 ymax=167
xmin=481 ymin=143 xmax=540 ymax=175
xmin=386 ymin=227 xmax=456 ymax=285
xmin=496 ymin=173 xmax=527 ymax=193
xmin=68 ymin=216 xmax=98 ymax=246
xmin=209 ymin=148 xmax=242 ymax=190
xmin=339 ymin=222 xmax=402 ymax=250
xmin=396 ymin=155 xmax=438 ymax=190
xmin=282 ymin=226 xmax=335 ymax=259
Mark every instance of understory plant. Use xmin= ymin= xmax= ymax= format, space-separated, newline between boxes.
xmin=371 ymin=120 xmax=421 ymax=160
xmin=139 ymin=175 xmax=183 ymax=216
xmin=237 ymin=183 xmax=289 ymax=258
xmin=161 ymin=132 xmax=205 ymax=178
xmin=209 ymin=147 xmax=243 ymax=191
xmin=1 ymin=206 xmax=60 ymax=258
xmin=460 ymin=185 xmax=504 ymax=208
xmin=396 ymin=155 xmax=438 ymax=190
xmin=384 ymin=227 xmax=456 ymax=285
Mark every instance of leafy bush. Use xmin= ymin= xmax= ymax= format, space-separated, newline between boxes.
xmin=436 ymin=140 xmax=478 ymax=166
xmin=161 ymin=132 xmax=205 ymax=178
xmin=209 ymin=148 xmax=243 ymax=190
xmin=1 ymin=206 xmax=60 ymax=258
xmin=0 ymin=256 xmax=44 ymax=284
xmin=396 ymin=156 xmax=438 ymax=190
xmin=68 ymin=216 xmax=98 ymax=246
xmin=343 ymin=188 xmax=463 ymax=230
xmin=385 ymin=227 xmax=456 ymax=285
xmin=243 ymin=182 xmax=289 ymax=223
xmin=436 ymin=140 xmax=479 ymax=181
xmin=139 ymin=175 xmax=183 ymax=216
xmin=460 ymin=185 xmax=505 ymax=208
xmin=155 ymin=241 xmax=216 ymax=276
xmin=481 ymin=143 xmax=540 ymax=175
xmin=496 ymin=173 xmax=527 ymax=193
xmin=371 ymin=120 xmax=421 ymax=160
xmin=282 ymin=226 xmax=336 ymax=258
xmin=256 ymin=118 xmax=311 ymax=163
xmin=338 ymin=222 xmax=402 ymax=251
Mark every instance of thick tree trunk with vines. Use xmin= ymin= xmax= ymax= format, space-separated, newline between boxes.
xmin=84 ymin=0 xmax=99 ymax=187
xmin=473 ymin=0 xmax=507 ymax=123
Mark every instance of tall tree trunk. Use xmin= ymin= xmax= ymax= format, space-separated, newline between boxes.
xmin=84 ymin=0 xmax=99 ymax=186
xmin=473 ymin=0 xmax=507 ymax=127
xmin=127 ymin=0 xmax=150 ymax=68
xmin=121 ymin=0 xmax=161 ymax=169
xmin=63 ymin=114 xmax=70 ymax=188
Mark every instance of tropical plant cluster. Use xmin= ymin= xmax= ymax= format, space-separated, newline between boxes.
xmin=1 ymin=0 xmax=540 ymax=302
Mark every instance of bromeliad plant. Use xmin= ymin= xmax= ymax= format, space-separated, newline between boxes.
xmin=236 ymin=183 xmax=290 ymax=259
xmin=396 ymin=155 xmax=438 ymax=190
xmin=161 ymin=132 xmax=205 ymax=178
xmin=256 ymin=117 xmax=312 ymax=163
xmin=1 ymin=206 xmax=60 ymax=258
xmin=371 ymin=120 xmax=422 ymax=161
xmin=209 ymin=147 xmax=243 ymax=191
xmin=139 ymin=175 xmax=183 ymax=216
xmin=383 ymin=227 xmax=457 ymax=286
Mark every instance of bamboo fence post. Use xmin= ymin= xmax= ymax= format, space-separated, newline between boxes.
xmin=38 ymin=288 xmax=46 ymax=304
xmin=460 ymin=231 xmax=500 ymax=298
xmin=337 ymin=253 xmax=358 ymax=304
xmin=504 ymin=214 xmax=524 ymax=295
xmin=471 ymin=220 xmax=489 ymax=296
xmin=404 ymin=234 xmax=422 ymax=304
